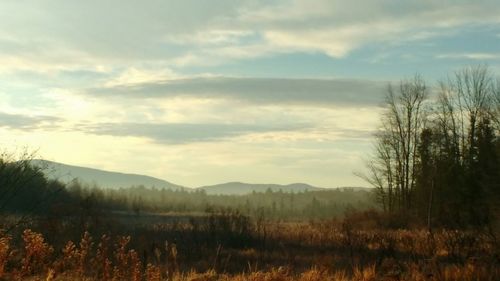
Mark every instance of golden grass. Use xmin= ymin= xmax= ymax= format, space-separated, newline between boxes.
xmin=0 ymin=227 xmax=498 ymax=281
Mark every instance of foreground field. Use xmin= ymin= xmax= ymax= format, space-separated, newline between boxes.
xmin=0 ymin=215 xmax=499 ymax=281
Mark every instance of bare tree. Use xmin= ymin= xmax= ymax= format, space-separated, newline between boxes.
xmin=492 ymin=77 xmax=500 ymax=130
xmin=361 ymin=75 xmax=428 ymax=213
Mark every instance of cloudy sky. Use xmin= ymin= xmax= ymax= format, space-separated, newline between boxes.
xmin=1 ymin=1 xmax=500 ymax=188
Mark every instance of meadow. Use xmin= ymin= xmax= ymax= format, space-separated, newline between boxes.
xmin=0 ymin=210 xmax=499 ymax=281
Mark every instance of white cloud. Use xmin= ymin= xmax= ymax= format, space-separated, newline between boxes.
xmin=226 ymin=0 xmax=500 ymax=59
xmin=104 ymin=67 xmax=179 ymax=87
xmin=264 ymin=27 xmax=367 ymax=58
xmin=165 ymin=30 xmax=255 ymax=46
xmin=436 ymin=53 xmax=500 ymax=60
xmin=1 ymin=0 xmax=499 ymax=71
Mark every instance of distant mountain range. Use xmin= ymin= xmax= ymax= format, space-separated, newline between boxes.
xmin=31 ymin=160 xmax=367 ymax=195
xmin=198 ymin=182 xmax=323 ymax=195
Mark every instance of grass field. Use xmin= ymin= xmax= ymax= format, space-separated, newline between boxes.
xmin=1 ymin=212 xmax=499 ymax=281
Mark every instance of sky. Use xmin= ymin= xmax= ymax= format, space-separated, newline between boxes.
xmin=1 ymin=0 xmax=500 ymax=188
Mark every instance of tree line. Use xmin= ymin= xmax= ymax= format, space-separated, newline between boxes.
xmin=64 ymin=181 xmax=374 ymax=220
xmin=361 ymin=65 xmax=499 ymax=228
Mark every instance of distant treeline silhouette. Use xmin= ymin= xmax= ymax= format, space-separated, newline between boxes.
xmin=64 ymin=180 xmax=374 ymax=220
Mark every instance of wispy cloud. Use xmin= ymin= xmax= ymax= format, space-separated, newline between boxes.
xmin=0 ymin=111 xmax=61 ymax=130
xmin=104 ymin=67 xmax=179 ymax=87
xmin=436 ymin=53 xmax=500 ymax=60
xmin=86 ymin=77 xmax=388 ymax=107
xmin=1 ymin=1 xmax=499 ymax=72
xmin=80 ymin=122 xmax=312 ymax=144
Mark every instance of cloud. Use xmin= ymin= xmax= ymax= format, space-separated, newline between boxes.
xmin=194 ymin=0 xmax=500 ymax=62
xmin=0 ymin=112 xmax=61 ymax=130
xmin=337 ymin=128 xmax=375 ymax=140
xmin=436 ymin=53 xmax=500 ymax=60
xmin=104 ymin=67 xmax=179 ymax=87
xmin=0 ymin=0 xmax=254 ymax=71
xmin=80 ymin=122 xmax=311 ymax=144
xmin=1 ymin=0 xmax=499 ymax=72
xmin=258 ymin=2 xmax=500 ymax=58
xmin=86 ymin=77 xmax=388 ymax=107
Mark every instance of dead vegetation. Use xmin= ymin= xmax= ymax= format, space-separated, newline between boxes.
xmin=0 ymin=215 xmax=498 ymax=281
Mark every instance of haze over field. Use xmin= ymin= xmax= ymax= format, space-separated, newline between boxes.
xmin=1 ymin=1 xmax=500 ymax=188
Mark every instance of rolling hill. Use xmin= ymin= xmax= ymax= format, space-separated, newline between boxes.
xmin=30 ymin=160 xmax=185 ymax=190
xmin=196 ymin=182 xmax=324 ymax=195
xmin=30 ymin=160 xmax=365 ymax=195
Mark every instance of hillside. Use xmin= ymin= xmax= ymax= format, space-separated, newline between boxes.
xmin=197 ymin=182 xmax=324 ymax=195
xmin=30 ymin=160 xmax=366 ymax=195
xmin=30 ymin=159 xmax=185 ymax=190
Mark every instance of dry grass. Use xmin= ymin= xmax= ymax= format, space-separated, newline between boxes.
xmin=0 ymin=225 xmax=498 ymax=281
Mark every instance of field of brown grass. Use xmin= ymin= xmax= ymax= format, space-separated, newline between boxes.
xmin=1 ymin=216 xmax=499 ymax=281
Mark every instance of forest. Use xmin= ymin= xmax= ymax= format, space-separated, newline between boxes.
xmin=361 ymin=65 xmax=499 ymax=229
xmin=0 ymin=65 xmax=499 ymax=280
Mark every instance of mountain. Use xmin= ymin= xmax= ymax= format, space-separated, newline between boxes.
xmin=29 ymin=160 xmax=355 ymax=195
xmin=197 ymin=182 xmax=324 ymax=195
xmin=30 ymin=160 xmax=185 ymax=190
